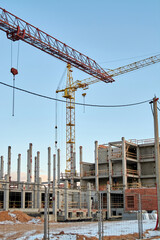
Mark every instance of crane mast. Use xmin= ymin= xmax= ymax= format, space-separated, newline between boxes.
xmin=1 ymin=8 xmax=160 ymax=175
xmin=57 ymin=54 xmax=160 ymax=174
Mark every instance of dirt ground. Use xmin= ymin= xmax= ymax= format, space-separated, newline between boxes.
xmin=0 ymin=211 xmax=159 ymax=239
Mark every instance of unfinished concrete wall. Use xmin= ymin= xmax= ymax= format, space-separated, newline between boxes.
xmin=141 ymin=178 xmax=156 ymax=187
xmin=98 ymin=147 xmax=109 ymax=163
xmin=141 ymin=162 xmax=155 ymax=175
xmin=82 ymin=163 xmax=95 ymax=177
xmin=139 ymin=145 xmax=154 ymax=158
xmin=112 ymin=162 xmax=122 ymax=176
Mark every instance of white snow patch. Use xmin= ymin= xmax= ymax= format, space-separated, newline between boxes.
xmin=28 ymin=218 xmax=41 ymax=224
xmin=8 ymin=212 xmax=16 ymax=218
xmin=0 ymin=220 xmax=15 ymax=225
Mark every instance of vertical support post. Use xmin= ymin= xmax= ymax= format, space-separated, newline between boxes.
xmin=44 ymin=186 xmax=48 ymax=240
xmin=107 ymin=184 xmax=111 ymax=219
xmin=98 ymin=192 xmax=102 ymax=240
xmin=4 ymin=174 xmax=9 ymax=211
xmin=122 ymin=137 xmax=127 ymax=211
xmin=73 ymin=152 xmax=76 ymax=176
xmin=29 ymin=143 xmax=32 ymax=183
xmin=53 ymin=154 xmax=56 ymax=185
xmin=8 ymin=146 xmax=11 ymax=181
xmin=0 ymin=156 xmax=4 ymax=179
xmin=87 ymin=182 xmax=91 ymax=218
xmin=95 ymin=141 xmax=99 ymax=192
xmin=65 ymin=180 xmax=68 ymax=220
xmin=38 ymin=177 xmax=42 ymax=209
xmin=137 ymin=146 xmax=141 ymax=186
xmin=80 ymin=146 xmax=83 ymax=178
xmin=153 ymin=97 xmax=160 ymax=227
xmin=78 ymin=187 xmax=81 ymax=209
xmin=27 ymin=149 xmax=29 ymax=184
xmin=138 ymin=194 xmax=143 ymax=239
xmin=34 ymin=156 xmax=37 ymax=183
xmin=52 ymin=180 xmax=57 ymax=221
xmin=48 ymin=147 xmax=51 ymax=186
xmin=21 ymin=183 xmax=25 ymax=209
xmin=108 ymin=145 xmax=113 ymax=186
xmin=70 ymin=144 xmax=74 ymax=189
xmin=34 ymin=156 xmax=37 ymax=208
xmin=37 ymin=152 xmax=41 ymax=209
xmin=57 ymin=149 xmax=60 ymax=186
xmin=17 ymin=154 xmax=21 ymax=188
xmin=122 ymin=137 xmax=127 ymax=190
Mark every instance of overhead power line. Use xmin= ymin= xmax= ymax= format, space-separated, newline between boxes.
xmin=0 ymin=81 xmax=151 ymax=108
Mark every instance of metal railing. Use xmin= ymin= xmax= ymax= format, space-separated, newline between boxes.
xmin=127 ymin=169 xmax=139 ymax=175
xmin=126 ymin=151 xmax=137 ymax=159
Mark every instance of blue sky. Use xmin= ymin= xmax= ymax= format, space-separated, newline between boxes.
xmin=0 ymin=0 xmax=160 ymax=180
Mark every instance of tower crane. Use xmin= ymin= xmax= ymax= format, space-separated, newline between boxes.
xmin=56 ymin=54 xmax=160 ymax=174
xmin=0 ymin=6 xmax=114 ymax=174
xmin=0 ymin=7 xmax=113 ymax=83
xmin=0 ymin=8 xmax=160 ymax=175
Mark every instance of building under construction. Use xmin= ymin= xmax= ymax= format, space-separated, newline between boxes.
xmin=0 ymin=137 xmax=158 ymax=221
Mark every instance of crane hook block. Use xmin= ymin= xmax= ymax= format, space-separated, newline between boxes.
xmin=10 ymin=68 xmax=18 ymax=76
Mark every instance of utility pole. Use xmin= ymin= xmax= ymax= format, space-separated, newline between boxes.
xmin=151 ymin=97 xmax=160 ymax=228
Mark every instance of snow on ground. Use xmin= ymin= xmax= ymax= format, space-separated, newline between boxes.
xmin=13 ymin=219 xmax=160 ymax=240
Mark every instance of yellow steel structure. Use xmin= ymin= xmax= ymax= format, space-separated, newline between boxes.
xmin=57 ymin=54 xmax=160 ymax=173
xmin=57 ymin=64 xmax=76 ymax=173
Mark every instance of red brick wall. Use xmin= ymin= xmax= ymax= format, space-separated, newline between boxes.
xmin=125 ymin=188 xmax=157 ymax=211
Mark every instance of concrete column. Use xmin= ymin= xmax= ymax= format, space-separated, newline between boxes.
xmin=34 ymin=156 xmax=37 ymax=208
xmin=37 ymin=152 xmax=40 ymax=183
xmin=108 ymin=145 xmax=113 ymax=186
xmin=65 ymin=180 xmax=68 ymax=220
xmin=73 ymin=152 xmax=76 ymax=176
xmin=87 ymin=182 xmax=92 ymax=218
xmin=137 ymin=146 xmax=141 ymax=186
xmin=37 ymin=177 xmax=42 ymax=208
xmin=107 ymin=184 xmax=111 ymax=219
xmin=78 ymin=188 xmax=81 ymax=209
xmin=52 ymin=181 xmax=57 ymax=221
xmin=79 ymin=146 xmax=83 ymax=178
xmin=0 ymin=156 xmax=4 ymax=179
xmin=34 ymin=156 xmax=37 ymax=183
xmin=122 ymin=137 xmax=127 ymax=190
xmin=27 ymin=149 xmax=29 ymax=183
xmin=21 ymin=184 xmax=25 ymax=209
xmin=48 ymin=147 xmax=51 ymax=187
xmin=70 ymin=144 xmax=74 ymax=189
xmin=53 ymin=154 xmax=56 ymax=185
xmin=17 ymin=154 xmax=21 ymax=189
xmin=95 ymin=141 xmax=99 ymax=191
xmin=4 ymin=174 xmax=9 ymax=210
xmin=8 ymin=146 xmax=11 ymax=181
xmin=29 ymin=143 xmax=33 ymax=183
xmin=37 ymin=152 xmax=41 ymax=208
xmin=57 ymin=149 xmax=60 ymax=186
